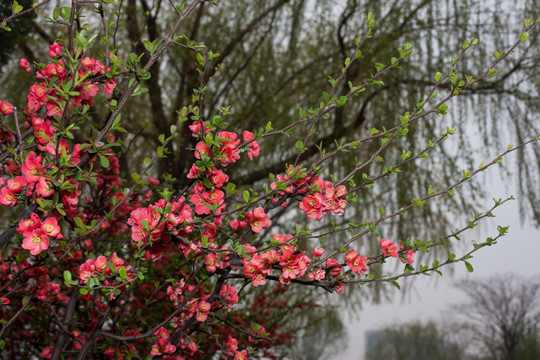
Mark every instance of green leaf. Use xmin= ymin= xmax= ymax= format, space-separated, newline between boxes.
xmin=12 ymin=1 xmax=24 ymax=14
xmin=295 ymin=140 xmax=307 ymax=153
xmin=374 ymin=62 xmax=385 ymax=72
xmin=464 ymin=261 xmax=474 ymax=273
xmin=437 ymin=104 xmax=448 ymax=115
xmin=63 ymin=270 xmax=73 ymax=284
xmin=434 ymin=71 xmax=442 ymax=82
xmin=141 ymin=219 xmax=150 ymax=232
xmin=369 ymin=127 xmax=379 ymax=135
xmin=99 ymin=154 xmax=110 ymax=168
xmin=413 ymin=199 xmax=425 ymax=206
xmin=243 ymin=190 xmax=250 ymax=203
xmin=143 ymin=157 xmax=151 ymax=168
xmin=196 ymin=52 xmax=205 ymax=66
xmin=143 ymin=40 xmax=155 ymax=54
xmin=322 ymin=91 xmax=330 ymax=103
xmin=74 ymin=217 xmax=84 ymax=228
xmin=119 ymin=266 xmax=127 ymax=280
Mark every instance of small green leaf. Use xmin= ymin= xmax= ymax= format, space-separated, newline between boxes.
xmin=74 ymin=217 xmax=84 ymax=228
xmin=464 ymin=261 xmax=474 ymax=273
xmin=119 ymin=266 xmax=127 ymax=280
xmin=99 ymin=154 xmax=110 ymax=168
xmin=295 ymin=140 xmax=307 ymax=153
xmin=64 ymin=270 xmax=73 ymax=284
xmin=12 ymin=1 xmax=24 ymax=14
xmin=413 ymin=199 xmax=425 ymax=206
xmin=437 ymin=104 xmax=448 ymax=115
xmin=141 ymin=219 xmax=149 ymax=232
xmin=143 ymin=157 xmax=151 ymax=168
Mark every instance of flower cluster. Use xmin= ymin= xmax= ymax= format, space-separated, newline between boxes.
xmin=242 ymin=234 xmax=311 ymax=286
xmin=150 ymin=327 xmax=176 ymax=356
xmin=128 ymin=197 xmax=193 ymax=253
xmin=189 ymin=118 xmax=261 ymax=168
xmin=399 ymin=244 xmax=416 ymax=264
xmin=244 ymin=207 xmax=272 ymax=233
xmin=345 ymin=249 xmax=368 ymax=275
xmin=0 ymin=100 xmax=14 ymax=116
xmin=270 ymin=167 xmax=348 ymax=219
xmin=78 ymin=252 xmax=130 ymax=286
xmin=17 ymin=213 xmax=62 ymax=255
xmin=189 ymin=183 xmax=225 ymax=216
xmin=380 ymin=238 xmax=398 ymax=258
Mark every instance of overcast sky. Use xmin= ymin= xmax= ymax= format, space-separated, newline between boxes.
xmin=336 ymin=148 xmax=540 ymax=360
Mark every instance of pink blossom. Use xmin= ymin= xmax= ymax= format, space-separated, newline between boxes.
xmin=245 ymin=207 xmax=271 ymax=233
xmin=104 ymin=79 xmax=116 ymax=95
xmin=345 ymin=249 xmax=368 ymax=275
xmin=0 ymin=187 xmax=17 ymax=206
xmin=22 ymin=151 xmax=44 ymax=183
xmin=312 ymin=247 xmax=325 ymax=257
xmin=41 ymin=217 xmax=62 ymax=238
xmin=242 ymin=131 xmax=260 ymax=160
xmin=399 ymin=244 xmax=416 ymax=264
xmin=380 ymin=238 xmax=399 ymax=258
xmin=21 ymin=229 xmax=50 ymax=255
xmin=19 ymin=58 xmax=31 ymax=71
xmin=48 ymin=42 xmax=62 ymax=57
xmin=325 ymin=258 xmax=342 ymax=277
xmin=17 ymin=213 xmax=41 ymax=233
xmin=7 ymin=176 xmax=26 ymax=193
xmin=41 ymin=345 xmax=53 ymax=359
xmin=0 ymin=100 xmax=14 ymax=116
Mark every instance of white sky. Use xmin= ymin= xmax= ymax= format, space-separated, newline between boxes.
xmin=336 ymin=148 xmax=540 ymax=359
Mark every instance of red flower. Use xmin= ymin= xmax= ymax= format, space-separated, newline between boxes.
xmin=41 ymin=217 xmax=62 ymax=239
xmin=242 ymin=131 xmax=260 ymax=160
xmin=19 ymin=58 xmax=31 ymax=71
xmin=22 ymin=151 xmax=44 ymax=183
xmin=244 ymin=207 xmax=271 ymax=233
xmin=345 ymin=249 xmax=368 ymax=275
xmin=0 ymin=187 xmax=17 ymax=206
xmin=21 ymin=229 xmax=49 ymax=255
xmin=312 ymin=247 xmax=325 ymax=257
xmin=399 ymin=244 xmax=416 ymax=264
xmin=0 ymin=100 xmax=14 ymax=116
xmin=48 ymin=42 xmax=62 ymax=57
xmin=325 ymin=258 xmax=342 ymax=277
xmin=380 ymin=238 xmax=399 ymax=258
